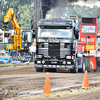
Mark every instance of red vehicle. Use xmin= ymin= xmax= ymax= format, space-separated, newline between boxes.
xmin=77 ymin=17 xmax=98 ymax=71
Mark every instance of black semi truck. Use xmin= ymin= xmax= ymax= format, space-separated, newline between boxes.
xmin=35 ymin=19 xmax=81 ymax=72
xmin=31 ymin=0 xmax=85 ymax=73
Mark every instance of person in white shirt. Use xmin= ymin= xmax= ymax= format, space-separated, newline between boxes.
xmin=86 ymin=27 xmax=95 ymax=33
xmin=29 ymin=43 xmax=36 ymax=62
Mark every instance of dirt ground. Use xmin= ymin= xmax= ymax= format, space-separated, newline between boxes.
xmin=17 ymin=84 xmax=100 ymax=100
xmin=0 ymin=64 xmax=100 ymax=100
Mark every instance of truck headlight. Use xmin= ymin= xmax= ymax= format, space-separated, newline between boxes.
xmin=37 ymin=61 xmax=41 ymax=64
xmin=66 ymin=56 xmax=71 ymax=59
xmin=67 ymin=62 xmax=71 ymax=64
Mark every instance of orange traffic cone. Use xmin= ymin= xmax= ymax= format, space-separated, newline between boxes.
xmin=43 ymin=73 xmax=51 ymax=94
xmin=82 ymin=70 xmax=89 ymax=88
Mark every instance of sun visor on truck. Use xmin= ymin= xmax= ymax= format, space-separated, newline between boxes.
xmin=38 ymin=19 xmax=73 ymax=26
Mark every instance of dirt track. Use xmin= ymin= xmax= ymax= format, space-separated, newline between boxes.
xmin=0 ymin=64 xmax=100 ymax=100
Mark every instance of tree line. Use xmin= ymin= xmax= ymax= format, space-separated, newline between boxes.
xmin=0 ymin=0 xmax=100 ymax=31
xmin=0 ymin=0 xmax=34 ymax=30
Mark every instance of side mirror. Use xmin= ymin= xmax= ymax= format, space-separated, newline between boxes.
xmin=32 ymin=30 xmax=35 ymax=38
xmin=32 ymin=34 xmax=35 ymax=38
xmin=75 ymin=29 xmax=79 ymax=33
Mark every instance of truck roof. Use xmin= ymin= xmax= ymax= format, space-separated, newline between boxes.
xmin=38 ymin=19 xmax=73 ymax=26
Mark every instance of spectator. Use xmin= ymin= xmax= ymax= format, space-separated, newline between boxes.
xmin=24 ymin=44 xmax=29 ymax=53
xmin=86 ymin=27 xmax=95 ymax=33
xmin=29 ymin=42 xmax=36 ymax=62
xmin=24 ymin=34 xmax=28 ymax=42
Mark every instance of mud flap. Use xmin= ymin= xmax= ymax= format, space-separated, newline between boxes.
xmin=71 ymin=58 xmax=78 ymax=73
xmin=85 ymin=57 xmax=96 ymax=72
xmin=90 ymin=57 xmax=96 ymax=70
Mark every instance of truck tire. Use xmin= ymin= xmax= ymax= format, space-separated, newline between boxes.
xmin=36 ymin=68 xmax=43 ymax=72
xmin=79 ymin=58 xmax=85 ymax=73
xmin=71 ymin=67 xmax=78 ymax=73
xmin=75 ymin=59 xmax=78 ymax=73
xmin=71 ymin=59 xmax=78 ymax=73
xmin=74 ymin=66 xmax=78 ymax=73
xmin=71 ymin=68 xmax=78 ymax=73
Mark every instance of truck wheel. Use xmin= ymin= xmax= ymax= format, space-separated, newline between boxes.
xmin=79 ymin=58 xmax=86 ymax=73
xmin=75 ymin=66 xmax=78 ymax=73
xmin=71 ymin=67 xmax=78 ymax=73
xmin=36 ymin=68 xmax=43 ymax=72
xmin=71 ymin=68 xmax=78 ymax=73
xmin=75 ymin=59 xmax=78 ymax=73
xmin=71 ymin=60 xmax=78 ymax=73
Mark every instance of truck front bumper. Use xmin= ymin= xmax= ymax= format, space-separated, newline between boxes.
xmin=35 ymin=64 xmax=74 ymax=69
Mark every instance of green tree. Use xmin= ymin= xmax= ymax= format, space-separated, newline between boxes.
xmin=18 ymin=4 xmax=33 ymax=30
xmin=0 ymin=0 xmax=33 ymax=29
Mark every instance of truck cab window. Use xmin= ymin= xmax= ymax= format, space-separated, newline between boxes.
xmin=22 ymin=31 xmax=32 ymax=43
xmin=82 ymin=25 xmax=96 ymax=33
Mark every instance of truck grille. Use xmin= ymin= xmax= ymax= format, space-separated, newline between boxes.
xmin=49 ymin=43 xmax=60 ymax=57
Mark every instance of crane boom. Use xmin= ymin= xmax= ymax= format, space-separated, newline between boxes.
xmin=3 ymin=8 xmax=21 ymax=35
xmin=2 ymin=8 xmax=23 ymax=50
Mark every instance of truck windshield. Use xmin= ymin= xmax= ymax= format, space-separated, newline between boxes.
xmin=82 ymin=25 xmax=96 ymax=33
xmin=38 ymin=27 xmax=73 ymax=38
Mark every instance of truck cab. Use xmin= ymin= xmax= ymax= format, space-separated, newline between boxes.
xmin=35 ymin=18 xmax=80 ymax=73
xmin=77 ymin=17 xmax=98 ymax=71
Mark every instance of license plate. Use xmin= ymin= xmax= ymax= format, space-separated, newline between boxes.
xmin=50 ymin=59 xmax=58 ymax=61
xmin=86 ymin=44 xmax=95 ymax=50
xmin=51 ymin=62 xmax=57 ymax=64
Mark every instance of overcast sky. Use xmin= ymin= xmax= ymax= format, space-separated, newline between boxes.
xmin=72 ymin=0 xmax=100 ymax=8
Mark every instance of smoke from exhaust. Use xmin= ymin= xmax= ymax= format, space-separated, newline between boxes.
xmin=42 ymin=0 xmax=57 ymax=18
xmin=42 ymin=0 xmax=73 ymax=18
xmin=41 ymin=0 xmax=85 ymax=16
xmin=42 ymin=0 xmax=70 ymax=18
xmin=42 ymin=0 xmax=100 ymax=18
